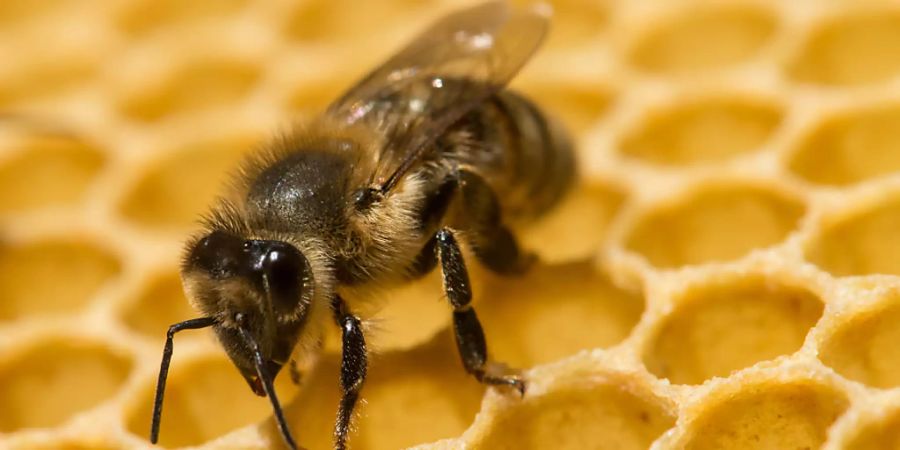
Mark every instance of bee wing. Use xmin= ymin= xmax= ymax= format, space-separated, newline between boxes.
xmin=326 ymin=1 xmax=549 ymax=193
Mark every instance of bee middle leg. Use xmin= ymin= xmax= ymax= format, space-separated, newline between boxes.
xmin=331 ymin=296 xmax=367 ymax=450
xmin=436 ymin=228 xmax=525 ymax=395
xmin=415 ymin=169 xmax=529 ymax=393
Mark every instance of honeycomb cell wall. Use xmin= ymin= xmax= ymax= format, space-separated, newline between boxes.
xmin=2 ymin=1 xmax=900 ymax=449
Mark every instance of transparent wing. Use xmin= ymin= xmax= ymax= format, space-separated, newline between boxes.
xmin=326 ymin=1 xmax=549 ymax=193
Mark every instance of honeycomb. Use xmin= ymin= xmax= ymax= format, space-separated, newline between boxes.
xmin=3 ymin=0 xmax=900 ymax=449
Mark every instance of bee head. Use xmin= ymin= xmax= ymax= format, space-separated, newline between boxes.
xmin=181 ymin=230 xmax=314 ymax=394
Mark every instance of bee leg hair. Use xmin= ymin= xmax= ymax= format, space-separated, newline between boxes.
xmin=331 ymin=295 xmax=367 ymax=450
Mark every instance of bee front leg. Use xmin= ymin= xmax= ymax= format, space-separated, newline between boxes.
xmin=331 ymin=296 xmax=367 ymax=450
xmin=436 ymin=228 xmax=525 ymax=396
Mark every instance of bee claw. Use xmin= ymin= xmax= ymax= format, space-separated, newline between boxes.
xmin=498 ymin=376 xmax=527 ymax=398
xmin=476 ymin=370 xmax=527 ymax=397
xmin=510 ymin=377 xmax=527 ymax=397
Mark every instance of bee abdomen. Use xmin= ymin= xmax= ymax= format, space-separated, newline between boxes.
xmin=481 ymin=90 xmax=575 ymax=220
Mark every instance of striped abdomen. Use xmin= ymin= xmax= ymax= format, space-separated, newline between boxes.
xmin=444 ymin=90 xmax=576 ymax=222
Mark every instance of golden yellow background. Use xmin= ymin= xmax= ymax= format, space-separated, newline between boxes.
xmin=2 ymin=0 xmax=900 ymax=449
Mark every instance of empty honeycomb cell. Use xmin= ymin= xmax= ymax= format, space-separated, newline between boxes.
xmin=618 ymin=98 xmax=782 ymax=166
xmin=842 ymin=408 xmax=900 ymax=450
xmin=479 ymin=261 xmax=644 ymax=368
xmin=0 ymin=137 xmax=105 ymax=213
xmin=286 ymin=78 xmax=350 ymax=118
xmin=118 ymin=136 xmax=257 ymax=231
xmin=126 ymin=354 xmax=297 ymax=448
xmin=121 ymin=273 xmax=197 ymax=341
xmin=512 ymin=0 xmax=608 ymax=48
xmin=805 ymin=196 xmax=900 ymax=277
xmin=284 ymin=0 xmax=435 ymax=43
xmin=117 ymin=0 xmax=250 ymax=36
xmin=624 ymin=185 xmax=805 ymax=268
xmin=364 ymin=272 xmax=451 ymax=351
xmin=474 ymin=381 xmax=676 ymax=450
xmin=12 ymin=0 xmax=900 ymax=449
xmin=0 ymin=58 xmax=97 ymax=107
xmin=525 ymin=82 xmax=614 ymax=134
xmin=285 ymin=336 xmax=483 ymax=450
xmin=681 ymin=380 xmax=848 ymax=450
xmin=643 ymin=276 xmax=823 ymax=385
xmin=0 ymin=339 xmax=132 ymax=432
xmin=820 ymin=291 xmax=900 ymax=388
xmin=10 ymin=441 xmax=120 ymax=450
xmin=0 ymin=240 xmax=120 ymax=321
xmin=788 ymin=11 xmax=900 ymax=86
xmin=545 ymin=0 xmax=608 ymax=48
xmin=628 ymin=5 xmax=776 ymax=74
xmin=116 ymin=59 xmax=261 ymax=122
xmin=787 ymin=104 xmax=900 ymax=186
xmin=0 ymin=0 xmax=76 ymax=25
xmin=519 ymin=182 xmax=625 ymax=263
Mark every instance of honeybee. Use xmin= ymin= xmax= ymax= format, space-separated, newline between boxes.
xmin=149 ymin=2 xmax=574 ymax=449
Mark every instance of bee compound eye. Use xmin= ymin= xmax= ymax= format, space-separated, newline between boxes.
xmin=190 ymin=231 xmax=244 ymax=277
xmin=261 ymin=244 xmax=311 ymax=314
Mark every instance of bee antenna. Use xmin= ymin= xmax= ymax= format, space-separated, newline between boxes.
xmin=150 ymin=317 xmax=217 ymax=444
xmin=236 ymin=314 xmax=298 ymax=450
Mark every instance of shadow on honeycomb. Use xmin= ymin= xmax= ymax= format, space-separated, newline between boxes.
xmin=2 ymin=0 xmax=900 ymax=449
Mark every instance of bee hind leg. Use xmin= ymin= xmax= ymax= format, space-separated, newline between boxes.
xmin=455 ymin=169 xmax=536 ymax=275
xmin=331 ymin=295 xmax=367 ymax=450
xmin=436 ymin=228 xmax=525 ymax=396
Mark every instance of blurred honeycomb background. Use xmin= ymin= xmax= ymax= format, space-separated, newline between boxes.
xmin=3 ymin=0 xmax=900 ymax=449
